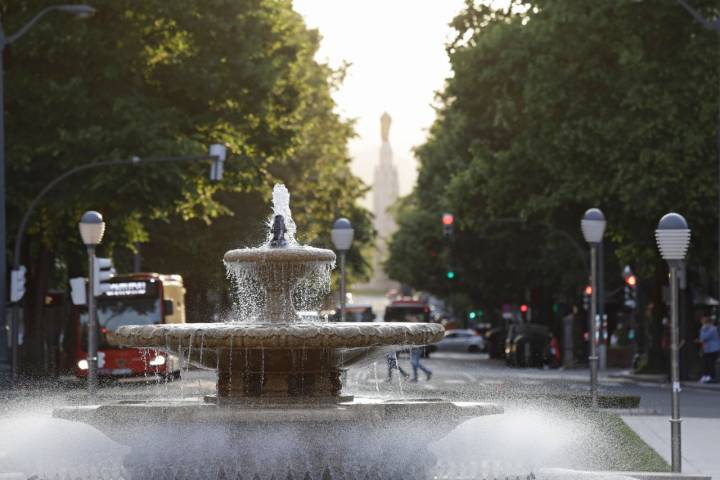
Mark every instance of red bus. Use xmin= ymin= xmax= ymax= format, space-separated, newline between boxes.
xmin=74 ymin=273 xmax=185 ymax=379
xmin=383 ymin=299 xmax=432 ymax=323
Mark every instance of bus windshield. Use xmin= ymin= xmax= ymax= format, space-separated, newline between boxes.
xmin=80 ymin=297 xmax=161 ymax=349
xmin=384 ymin=305 xmax=430 ymax=323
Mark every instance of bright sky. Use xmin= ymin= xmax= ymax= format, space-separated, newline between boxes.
xmin=293 ymin=0 xmax=468 ymax=200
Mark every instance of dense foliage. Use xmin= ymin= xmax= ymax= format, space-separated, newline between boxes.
xmin=387 ymin=0 xmax=719 ymax=332
xmin=5 ymin=0 xmax=372 ymax=369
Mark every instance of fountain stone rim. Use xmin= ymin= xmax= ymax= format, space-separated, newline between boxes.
xmin=109 ymin=322 xmax=445 ymax=349
xmin=223 ymin=245 xmax=337 ymax=264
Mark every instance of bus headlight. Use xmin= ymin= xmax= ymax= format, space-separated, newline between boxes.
xmin=149 ymin=355 xmax=166 ymax=366
xmin=77 ymin=359 xmax=89 ymax=370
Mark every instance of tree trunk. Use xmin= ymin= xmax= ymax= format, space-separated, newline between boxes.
xmin=21 ymin=241 xmax=54 ymax=376
xmin=643 ymin=260 xmax=668 ymax=373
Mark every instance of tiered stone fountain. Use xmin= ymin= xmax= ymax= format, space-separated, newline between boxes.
xmin=55 ymin=185 xmax=501 ymax=479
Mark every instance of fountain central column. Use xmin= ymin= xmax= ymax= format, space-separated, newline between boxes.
xmin=216 ymin=347 xmax=342 ymax=401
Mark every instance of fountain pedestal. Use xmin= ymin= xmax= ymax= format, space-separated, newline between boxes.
xmin=216 ymin=348 xmax=342 ymax=399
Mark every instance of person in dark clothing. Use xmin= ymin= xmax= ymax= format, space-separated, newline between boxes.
xmin=386 ymin=352 xmax=408 ymax=381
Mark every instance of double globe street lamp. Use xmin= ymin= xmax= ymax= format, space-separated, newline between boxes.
xmin=655 ymin=212 xmax=691 ymax=473
xmin=581 ymin=208 xmax=606 ymax=409
xmin=331 ymin=218 xmax=354 ymax=322
xmin=581 ymin=208 xmax=691 ymax=471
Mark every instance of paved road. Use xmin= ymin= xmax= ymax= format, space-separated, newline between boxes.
xmin=344 ymin=352 xmax=720 ymax=418
xmin=2 ymin=351 xmax=717 ymax=418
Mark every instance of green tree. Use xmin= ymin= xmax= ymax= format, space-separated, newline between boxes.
xmin=388 ymin=0 xmax=719 ymax=366
xmin=5 ymin=0 xmax=372 ymax=372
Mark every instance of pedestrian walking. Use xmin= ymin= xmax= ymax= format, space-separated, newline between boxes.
xmin=410 ymin=347 xmax=432 ymax=382
xmin=386 ymin=352 xmax=409 ymax=381
xmin=698 ymin=316 xmax=720 ymax=383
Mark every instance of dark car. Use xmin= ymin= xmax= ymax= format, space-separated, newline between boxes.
xmin=484 ymin=327 xmax=507 ymax=359
xmin=505 ymin=323 xmax=550 ymax=367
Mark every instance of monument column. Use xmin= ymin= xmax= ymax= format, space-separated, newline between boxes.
xmin=367 ymin=113 xmax=400 ymax=291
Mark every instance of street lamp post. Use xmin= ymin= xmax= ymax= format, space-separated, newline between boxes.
xmin=0 ymin=4 xmax=95 ymax=370
xmin=655 ymin=212 xmax=691 ymax=473
xmin=78 ymin=210 xmax=105 ymax=395
xmin=331 ymin=218 xmax=354 ymax=322
xmin=581 ymin=208 xmax=606 ymax=409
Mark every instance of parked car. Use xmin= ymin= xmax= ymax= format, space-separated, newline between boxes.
xmin=429 ymin=329 xmax=485 ymax=353
xmin=505 ymin=323 xmax=550 ymax=367
xmin=484 ymin=326 xmax=507 ymax=359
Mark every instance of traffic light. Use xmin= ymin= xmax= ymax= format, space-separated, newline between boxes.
xmin=519 ymin=304 xmax=529 ymax=321
xmin=9 ymin=266 xmax=26 ymax=303
xmin=583 ymin=285 xmax=592 ymax=311
xmin=468 ymin=311 xmax=477 ymax=320
xmin=442 ymin=213 xmax=454 ymax=238
xmin=93 ymin=257 xmax=115 ymax=296
xmin=623 ymin=265 xmax=637 ymax=308
xmin=446 ymin=270 xmax=456 ymax=280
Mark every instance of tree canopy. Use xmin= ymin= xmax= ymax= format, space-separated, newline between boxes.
xmin=387 ymin=0 xmax=719 ymax=322
xmin=5 ymin=0 xmax=373 ymax=366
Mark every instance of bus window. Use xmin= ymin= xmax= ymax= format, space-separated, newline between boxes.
xmin=80 ymin=297 xmax=161 ymax=349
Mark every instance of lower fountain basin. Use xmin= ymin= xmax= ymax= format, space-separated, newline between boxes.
xmin=54 ymin=398 xmax=503 ymax=479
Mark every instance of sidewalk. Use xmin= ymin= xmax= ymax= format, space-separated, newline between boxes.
xmin=609 ymin=371 xmax=720 ymax=392
xmin=622 ymin=415 xmax=720 ymax=479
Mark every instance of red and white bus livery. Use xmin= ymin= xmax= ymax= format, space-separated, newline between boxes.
xmin=73 ymin=273 xmax=185 ymax=379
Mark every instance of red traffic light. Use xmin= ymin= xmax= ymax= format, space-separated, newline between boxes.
xmin=442 ymin=213 xmax=454 ymax=226
xmin=520 ymin=304 xmax=528 ymax=313
xmin=584 ymin=285 xmax=593 ymax=296
xmin=626 ymin=275 xmax=637 ymax=287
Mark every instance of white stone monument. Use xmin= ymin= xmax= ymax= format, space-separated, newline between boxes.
xmin=365 ymin=112 xmax=400 ymax=292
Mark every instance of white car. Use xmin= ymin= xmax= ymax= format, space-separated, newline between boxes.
xmin=430 ymin=329 xmax=485 ymax=353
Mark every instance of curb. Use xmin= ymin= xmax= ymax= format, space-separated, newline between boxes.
xmin=608 ymin=371 xmax=720 ymax=392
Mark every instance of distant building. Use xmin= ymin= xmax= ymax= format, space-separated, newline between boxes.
xmin=362 ymin=113 xmax=400 ymax=292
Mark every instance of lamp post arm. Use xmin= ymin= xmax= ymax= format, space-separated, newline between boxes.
xmin=674 ymin=0 xmax=720 ymax=32
xmin=12 ymin=153 xmax=218 ymax=269
xmin=5 ymin=6 xmax=61 ymax=46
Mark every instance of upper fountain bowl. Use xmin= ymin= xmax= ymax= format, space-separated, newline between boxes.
xmin=224 ymin=245 xmax=336 ymax=265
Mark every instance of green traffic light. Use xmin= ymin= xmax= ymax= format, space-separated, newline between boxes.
xmin=468 ymin=311 xmax=477 ymax=319
xmin=447 ymin=271 xmax=455 ymax=279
